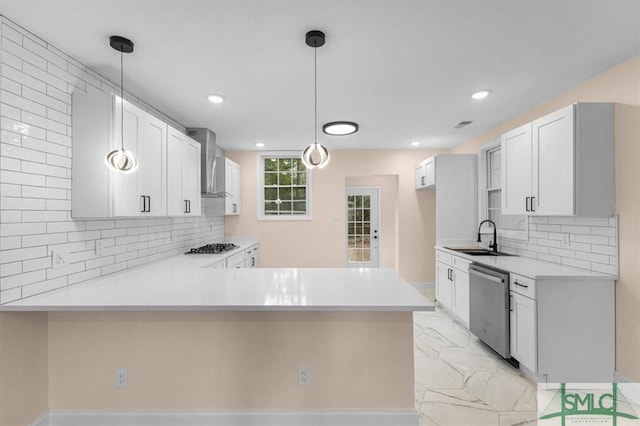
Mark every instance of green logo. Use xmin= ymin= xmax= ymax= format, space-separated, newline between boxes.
xmin=540 ymin=383 xmax=639 ymax=425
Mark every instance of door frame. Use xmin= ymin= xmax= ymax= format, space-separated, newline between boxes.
xmin=345 ymin=186 xmax=381 ymax=268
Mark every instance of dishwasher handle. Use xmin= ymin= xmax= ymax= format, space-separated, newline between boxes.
xmin=469 ymin=267 xmax=505 ymax=283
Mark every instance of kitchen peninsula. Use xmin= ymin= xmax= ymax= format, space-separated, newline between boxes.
xmin=0 ymin=255 xmax=432 ymax=426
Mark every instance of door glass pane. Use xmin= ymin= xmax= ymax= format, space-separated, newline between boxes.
xmin=346 ymin=194 xmax=372 ymax=264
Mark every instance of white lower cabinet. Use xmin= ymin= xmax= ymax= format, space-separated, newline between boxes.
xmin=509 ymin=290 xmax=537 ymax=372
xmin=435 ymin=250 xmax=470 ymax=326
xmin=244 ymin=244 xmax=259 ymax=268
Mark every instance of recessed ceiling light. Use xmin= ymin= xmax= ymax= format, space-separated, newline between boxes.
xmin=410 ymin=141 xmax=421 ymax=146
xmin=322 ymin=121 xmax=359 ymax=136
xmin=207 ymin=94 xmax=226 ymax=104
xmin=471 ymin=90 xmax=490 ymax=100
xmin=255 ymin=142 xmax=265 ymax=148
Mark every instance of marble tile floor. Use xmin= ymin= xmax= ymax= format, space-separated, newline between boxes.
xmin=414 ymin=307 xmax=538 ymax=426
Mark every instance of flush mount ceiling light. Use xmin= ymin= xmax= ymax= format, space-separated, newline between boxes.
xmin=255 ymin=142 xmax=265 ymax=148
xmin=410 ymin=141 xmax=421 ymax=147
xmin=301 ymin=30 xmax=330 ymax=170
xmin=471 ymin=90 xmax=491 ymax=100
xmin=105 ymin=35 xmax=138 ymax=174
xmin=322 ymin=121 xmax=359 ymax=136
xmin=207 ymin=94 xmax=226 ymax=104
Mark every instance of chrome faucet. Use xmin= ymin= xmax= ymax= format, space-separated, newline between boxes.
xmin=477 ymin=220 xmax=498 ymax=253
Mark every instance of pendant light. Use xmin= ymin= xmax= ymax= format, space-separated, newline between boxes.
xmin=301 ymin=30 xmax=330 ymax=170
xmin=105 ymin=35 xmax=138 ymax=174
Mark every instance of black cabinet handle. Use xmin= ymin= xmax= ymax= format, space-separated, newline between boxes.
xmin=146 ymin=196 xmax=151 ymax=212
xmin=525 ymin=197 xmax=530 ymax=212
xmin=140 ymin=195 xmax=146 ymax=213
xmin=233 ymin=203 xmax=237 ymax=213
xmin=188 ymin=200 xmax=191 ymax=213
xmin=515 ymin=281 xmax=529 ymax=289
xmin=251 ymin=257 xmax=255 ymax=267
xmin=509 ymin=294 xmax=514 ymax=312
xmin=531 ymin=196 xmax=536 ymax=212
xmin=184 ymin=200 xmax=188 ymax=214
xmin=420 ymin=176 xmax=425 ymax=186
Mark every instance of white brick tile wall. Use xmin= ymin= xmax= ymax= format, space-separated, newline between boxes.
xmin=0 ymin=17 xmax=226 ymax=303
xmin=499 ymin=215 xmax=618 ymax=276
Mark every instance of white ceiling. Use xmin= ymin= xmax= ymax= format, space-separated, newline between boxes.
xmin=1 ymin=1 xmax=639 ymax=151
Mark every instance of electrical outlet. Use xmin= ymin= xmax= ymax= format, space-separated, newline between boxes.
xmin=51 ymin=250 xmax=68 ymax=269
xmin=561 ymin=233 xmax=570 ymax=248
xmin=116 ymin=368 xmax=128 ymax=388
xmin=95 ymin=240 xmax=103 ymax=256
xmin=299 ymin=367 xmax=310 ymax=386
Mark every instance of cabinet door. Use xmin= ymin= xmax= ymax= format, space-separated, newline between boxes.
xmin=435 ymin=261 xmax=452 ymax=310
xmin=112 ymin=98 xmax=145 ymax=216
xmin=532 ymin=104 xmax=575 ymax=216
xmin=501 ymin=123 xmax=532 ymax=215
xmin=452 ymin=268 xmax=469 ymax=325
xmin=141 ymin=114 xmax=167 ymax=216
xmin=510 ymin=291 xmax=537 ymax=372
xmin=166 ymin=127 xmax=185 ymax=216
xmin=423 ymin=157 xmax=435 ymax=187
xmin=225 ymin=158 xmax=241 ymax=215
xmin=414 ymin=163 xmax=425 ymax=189
xmin=183 ymin=138 xmax=201 ymax=215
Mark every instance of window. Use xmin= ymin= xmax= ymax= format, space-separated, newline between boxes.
xmin=258 ymin=152 xmax=312 ymax=220
xmin=479 ymin=143 xmax=528 ymax=240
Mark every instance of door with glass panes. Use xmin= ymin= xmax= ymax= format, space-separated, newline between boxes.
xmin=346 ymin=188 xmax=379 ymax=267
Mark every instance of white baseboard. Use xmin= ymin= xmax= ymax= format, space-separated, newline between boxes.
xmin=31 ymin=410 xmax=419 ymax=426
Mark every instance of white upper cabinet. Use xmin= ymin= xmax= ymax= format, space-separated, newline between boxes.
xmin=225 ymin=158 xmax=241 ymax=216
xmin=112 ymin=104 xmax=167 ymax=217
xmin=501 ymin=123 xmax=532 ymax=215
xmin=414 ymin=156 xmax=435 ymax=189
xmin=72 ymin=90 xmax=199 ymax=218
xmin=501 ymin=103 xmax=614 ymax=217
xmin=167 ymin=127 xmax=201 ymax=216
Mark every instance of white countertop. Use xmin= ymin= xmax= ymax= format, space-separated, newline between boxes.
xmin=436 ymin=246 xmax=617 ymax=280
xmin=0 ymin=253 xmax=434 ymax=312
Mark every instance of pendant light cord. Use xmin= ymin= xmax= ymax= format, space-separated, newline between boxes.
xmin=314 ymin=46 xmax=317 ymax=146
xmin=120 ymin=49 xmax=124 ymax=151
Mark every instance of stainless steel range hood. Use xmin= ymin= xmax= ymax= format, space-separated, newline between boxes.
xmin=185 ymin=128 xmax=226 ymax=198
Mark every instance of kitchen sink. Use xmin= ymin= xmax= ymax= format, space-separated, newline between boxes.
xmin=444 ymin=247 xmax=517 ymax=257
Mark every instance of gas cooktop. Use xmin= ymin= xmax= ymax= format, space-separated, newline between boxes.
xmin=185 ymin=243 xmax=238 ymax=254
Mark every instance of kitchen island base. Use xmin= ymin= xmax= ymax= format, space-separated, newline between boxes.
xmin=0 ymin=310 xmax=418 ymax=426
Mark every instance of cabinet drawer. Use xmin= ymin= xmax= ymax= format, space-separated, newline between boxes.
xmin=436 ymin=250 xmax=452 ymax=265
xmin=245 ymin=245 xmax=258 ymax=256
xmin=452 ymin=255 xmax=471 ymax=272
xmin=510 ymin=273 xmax=536 ymax=298
xmin=226 ymin=252 xmax=245 ymax=269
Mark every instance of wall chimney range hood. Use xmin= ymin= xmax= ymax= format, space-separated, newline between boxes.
xmin=185 ymin=128 xmax=227 ymax=198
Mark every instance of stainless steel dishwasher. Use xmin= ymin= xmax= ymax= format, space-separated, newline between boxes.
xmin=468 ymin=263 xmax=511 ymax=359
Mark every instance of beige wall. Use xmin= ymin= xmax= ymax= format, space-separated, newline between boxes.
xmin=47 ymin=311 xmax=414 ymax=411
xmin=225 ymin=150 xmax=439 ymax=283
xmin=0 ymin=313 xmax=48 ymax=426
xmin=346 ymin=175 xmax=399 ymax=271
xmin=452 ymin=55 xmax=640 ymax=381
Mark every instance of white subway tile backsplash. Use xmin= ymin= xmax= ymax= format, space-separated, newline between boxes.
xmin=21 ymin=232 xmax=67 ymax=247
xmin=590 ymin=226 xmax=616 ymax=236
xmin=591 ymin=244 xmax=617 ymax=256
xmin=22 ymin=256 xmax=52 ymax=272
xmin=1 ymin=76 xmax=22 ymax=95
xmin=1 ymin=269 xmax=46 ymax=290
xmin=0 ymin=261 xmax=22 ymax=277
xmin=1 ymin=63 xmax=47 ymax=92
xmin=0 ymin=17 xmax=226 ymax=304
xmin=2 ymin=23 xmax=23 ymax=44
xmin=22 ymin=276 xmax=67 ymax=298
xmin=499 ymin=215 xmax=618 ymax=275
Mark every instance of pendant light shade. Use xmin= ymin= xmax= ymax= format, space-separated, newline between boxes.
xmin=105 ymin=35 xmax=138 ymax=174
xmin=301 ymin=30 xmax=330 ymax=170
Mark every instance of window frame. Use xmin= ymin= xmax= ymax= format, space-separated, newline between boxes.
xmin=256 ymin=151 xmax=313 ymax=221
xmin=477 ymin=140 xmax=529 ymax=241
